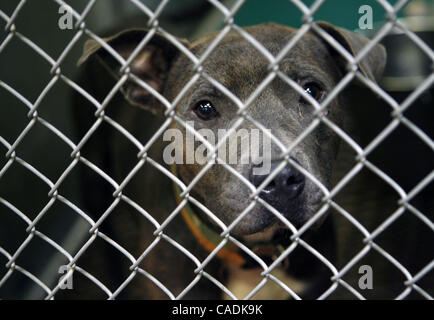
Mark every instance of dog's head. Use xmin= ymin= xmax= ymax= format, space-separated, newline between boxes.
xmin=80 ymin=23 xmax=386 ymax=237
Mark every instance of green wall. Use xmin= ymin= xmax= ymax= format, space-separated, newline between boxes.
xmin=234 ymin=0 xmax=402 ymax=30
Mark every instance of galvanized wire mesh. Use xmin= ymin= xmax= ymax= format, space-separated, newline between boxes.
xmin=0 ymin=0 xmax=433 ymax=300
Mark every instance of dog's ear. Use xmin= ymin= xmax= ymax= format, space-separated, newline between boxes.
xmin=78 ymin=29 xmax=189 ymax=115
xmin=315 ymin=21 xmax=386 ymax=83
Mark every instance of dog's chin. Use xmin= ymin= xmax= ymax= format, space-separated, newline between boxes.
xmin=227 ymin=204 xmax=309 ymax=237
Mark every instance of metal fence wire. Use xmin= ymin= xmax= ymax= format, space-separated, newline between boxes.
xmin=0 ymin=0 xmax=433 ymax=300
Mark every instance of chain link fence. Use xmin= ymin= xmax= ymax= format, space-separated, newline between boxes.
xmin=0 ymin=0 xmax=433 ymax=300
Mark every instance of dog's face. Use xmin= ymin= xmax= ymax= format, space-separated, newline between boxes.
xmin=80 ymin=23 xmax=386 ymax=237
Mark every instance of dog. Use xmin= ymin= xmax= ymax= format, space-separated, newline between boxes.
xmin=63 ymin=21 xmax=432 ymax=300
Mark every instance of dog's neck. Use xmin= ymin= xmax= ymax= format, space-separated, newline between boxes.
xmin=170 ymin=163 xmax=290 ymax=269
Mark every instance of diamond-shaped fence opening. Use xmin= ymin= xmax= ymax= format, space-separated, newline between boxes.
xmin=0 ymin=0 xmax=433 ymax=300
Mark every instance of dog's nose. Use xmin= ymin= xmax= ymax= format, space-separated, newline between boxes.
xmin=250 ymin=159 xmax=305 ymax=200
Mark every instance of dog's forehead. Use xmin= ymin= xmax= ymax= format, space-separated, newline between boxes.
xmin=189 ymin=24 xmax=334 ymax=81
xmin=195 ymin=24 xmax=329 ymax=59
xmin=181 ymin=24 xmax=336 ymax=98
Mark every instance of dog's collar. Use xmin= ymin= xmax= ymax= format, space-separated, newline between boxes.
xmin=170 ymin=164 xmax=284 ymax=269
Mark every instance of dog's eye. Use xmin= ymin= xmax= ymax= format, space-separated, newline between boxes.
xmin=193 ymin=100 xmax=217 ymax=120
xmin=299 ymin=82 xmax=323 ymax=104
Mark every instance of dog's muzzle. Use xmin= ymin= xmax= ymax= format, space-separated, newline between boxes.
xmin=249 ymin=158 xmax=306 ymax=226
